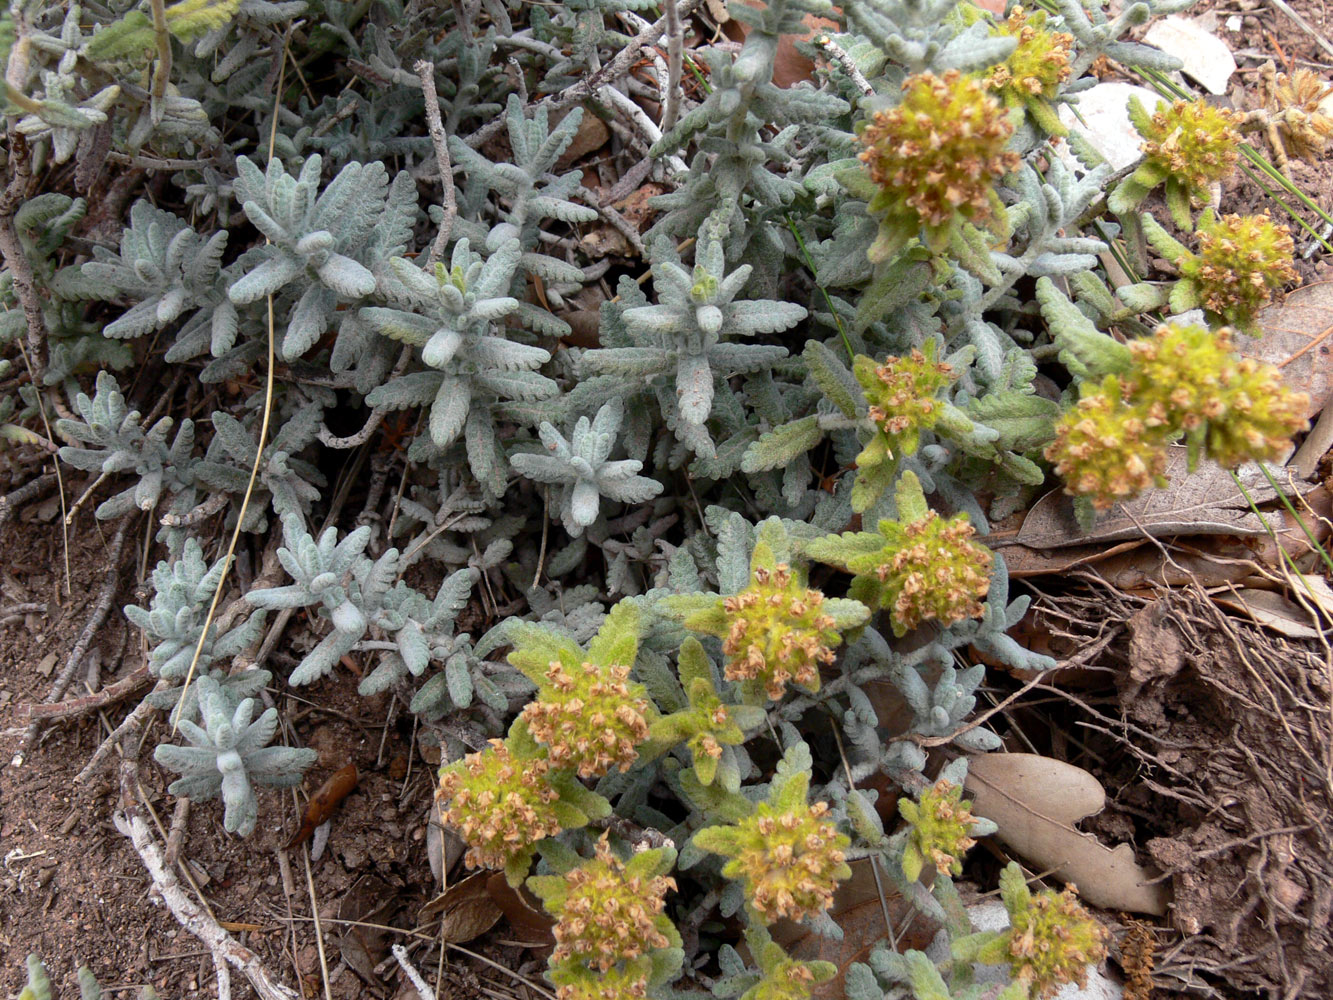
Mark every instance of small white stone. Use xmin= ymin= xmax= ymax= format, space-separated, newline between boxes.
xmin=1144 ymin=16 xmax=1237 ymax=95
xmin=1225 ymin=14 xmax=1243 ymax=31
xmin=1058 ymin=83 xmax=1166 ymax=172
xmin=926 ymin=901 xmax=1124 ymax=1000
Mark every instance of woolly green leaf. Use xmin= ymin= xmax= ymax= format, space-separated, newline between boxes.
xmin=86 ymin=11 xmax=156 ymax=63
xmin=894 ymin=470 xmax=929 ymax=523
xmin=740 ymin=415 xmax=821 ymax=473
xmin=966 ymin=391 xmax=1060 ymax=453
xmin=803 ymin=339 xmax=862 ymax=418
xmin=1035 ymin=277 xmax=1132 ymax=380
xmin=854 ymin=250 xmax=932 ymax=331
xmin=1116 ymin=282 xmax=1169 ymax=314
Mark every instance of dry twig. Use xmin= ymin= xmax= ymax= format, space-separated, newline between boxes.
xmin=414 ymin=59 xmax=458 ymax=264
xmin=114 ymin=760 xmax=298 ymax=1000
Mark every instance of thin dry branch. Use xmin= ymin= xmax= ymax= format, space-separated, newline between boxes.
xmin=463 ymin=0 xmax=706 ymax=149
xmin=414 ymin=59 xmax=458 ymax=264
xmin=115 ymin=760 xmax=298 ymax=1000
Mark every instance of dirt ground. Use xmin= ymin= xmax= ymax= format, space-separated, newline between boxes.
xmin=4 ymin=1 xmax=1333 ymax=998
xmin=0 ymin=511 xmax=542 ymax=999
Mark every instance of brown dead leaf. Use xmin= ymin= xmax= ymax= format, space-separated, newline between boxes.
xmin=285 ymin=763 xmax=358 ymax=849
xmin=1250 ymin=280 xmax=1333 ymax=421
xmin=770 ymin=858 xmax=934 ymax=997
xmin=486 ymin=872 xmax=555 ymax=946
xmin=335 ymin=873 xmax=400 ymax=983
xmin=419 ymin=871 xmax=503 ymax=944
xmin=1013 ymin=450 xmax=1297 ymax=550
xmin=965 ymin=753 xmax=1170 ymax=915
xmin=614 ymin=182 xmax=666 ymax=229
xmin=554 ymin=111 xmax=609 ymax=170
xmin=1045 ymin=484 xmax=1333 ymax=592
xmin=1213 ymin=587 xmax=1324 ymax=639
xmin=997 ymin=537 xmax=1148 ymax=579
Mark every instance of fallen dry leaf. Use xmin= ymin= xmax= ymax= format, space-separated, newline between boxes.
xmin=419 ymin=871 xmax=504 ymax=944
xmin=1214 ymin=587 xmax=1324 ymax=639
xmin=285 ymin=762 xmax=358 ymax=849
xmin=965 ymin=753 xmax=1170 ymax=915
xmin=1250 ymin=280 xmax=1333 ymax=422
xmin=1012 ymin=449 xmax=1298 ymax=550
xmin=486 ymin=871 xmax=555 ymax=946
xmin=335 ymin=873 xmax=400 ymax=983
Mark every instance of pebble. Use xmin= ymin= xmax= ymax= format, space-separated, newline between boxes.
xmin=1059 ymin=83 xmax=1168 ymax=171
xmin=1144 ymin=17 xmax=1236 ymax=95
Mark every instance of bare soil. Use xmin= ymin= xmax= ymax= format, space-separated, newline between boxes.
xmin=0 ymin=512 xmax=541 ymax=999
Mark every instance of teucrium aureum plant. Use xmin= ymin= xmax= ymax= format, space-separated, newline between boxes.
xmin=5 ymin=0 xmax=1304 ymax=991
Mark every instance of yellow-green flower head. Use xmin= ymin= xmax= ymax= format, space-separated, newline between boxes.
xmin=437 ymin=738 xmax=564 ymax=870
xmin=859 ymin=69 xmax=1020 ymax=251
xmin=545 ymin=834 xmax=677 ymax=973
xmin=521 ymin=658 xmax=652 ymax=779
xmin=1139 ymin=99 xmax=1244 ymax=195
xmin=1044 ymin=378 xmax=1168 ymax=508
xmin=1127 ymin=323 xmax=1307 ymax=467
xmin=742 ymin=955 xmax=834 ymax=1000
xmin=854 ymin=346 xmax=957 ymax=464
xmin=1180 ymin=211 xmax=1297 ymax=331
xmin=695 ymin=797 xmax=851 ymax=923
xmin=986 ymin=6 xmax=1074 ymax=135
xmin=999 ymin=866 xmax=1111 ymax=999
xmin=549 ymin=961 xmax=651 ymax=1000
xmin=898 ymin=779 xmax=984 ymax=882
xmin=722 ymin=563 xmax=839 ymax=701
xmin=877 ymin=511 xmax=993 ymax=633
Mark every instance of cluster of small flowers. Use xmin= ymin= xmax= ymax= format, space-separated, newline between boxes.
xmin=987 ymin=6 xmax=1074 ymax=101
xmin=521 ymin=659 xmax=651 ymax=778
xmin=721 ymin=564 xmax=840 ymax=700
xmin=549 ymin=836 xmax=676 ymax=974
xmin=898 ymin=779 xmax=983 ymax=881
xmin=859 ymin=69 xmax=1019 ymax=251
xmin=748 ymin=957 xmax=825 ymax=1000
xmin=853 ymin=346 xmax=959 ymax=461
xmin=1047 ymin=323 xmax=1308 ymax=508
xmin=715 ymin=801 xmax=851 ymax=923
xmin=551 ymin=963 xmax=650 ymax=1000
xmin=1181 ymin=212 xmax=1297 ymax=330
xmin=1007 ymin=883 xmax=1112 ymax=999
xmin=1139 ymin=99 xmax=1245 ymax=198
xmin=436 ymin=739 xmax=563 ymax=870
xmin=877 ymin=511 xmax=993 ymax=632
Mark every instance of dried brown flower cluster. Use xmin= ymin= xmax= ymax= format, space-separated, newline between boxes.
xmin=548 ymin=835 xmax=676 ymax=973
xmin=695 ymin=798 xmax=852 ymax=924
xmin=877 ymin=512 xmax=993 ymax=633
xmin=521 ymin=658 xmax=651 ymax=778
xmin=436 ymin=739 xmax=564 ymax=870
xmin=859 ymin=69 xmax=1020 ymax=255
xmin=722 ymin=564 xmax=838 ymax=700
xmin=1256 ymin=61 xmax=1333 ymax=167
